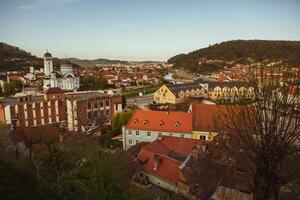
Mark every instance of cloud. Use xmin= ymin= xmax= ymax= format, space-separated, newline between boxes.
xmin=18 ymin=0 xmax=77 ymax=10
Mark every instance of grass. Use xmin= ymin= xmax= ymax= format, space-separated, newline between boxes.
xmin=122 ymin=84 xmax=162 ymax=98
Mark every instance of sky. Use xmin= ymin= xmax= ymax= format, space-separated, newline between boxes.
xmin=0 ymin=0 xmax=300 ymax=61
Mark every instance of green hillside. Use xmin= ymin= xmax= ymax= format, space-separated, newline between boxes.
xmin=168 ymin=40 xmax=300 ymax=73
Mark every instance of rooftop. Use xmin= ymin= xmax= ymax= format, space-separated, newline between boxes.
xmin=125 ymin=110 xmax=192 ymax=134
xmin=136 ymin=136 xmax=202 ymax=185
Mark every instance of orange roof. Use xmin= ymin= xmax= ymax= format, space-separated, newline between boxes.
xmin=150 ymin=136 xmax=202 ymax=155
xmin=138 ymin=148 xmax=181 ymax=185
xmin=192 ymin=103 xmax=244 ymax=132
xmin=45 ymin=87 xmax=65 ymax=94
xmin=136 ymin=136 xmax=202 ymax=185
xmin=126 ymin=110 xmax=192 ymax=134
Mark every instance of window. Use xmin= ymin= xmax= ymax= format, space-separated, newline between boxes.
xmin=136 ymin=131 xmax=139 ymax=136
xmin=136 ymin=140 xmax=139 ymax=144
xmin=87 ymin=102 xmax=91 ymax=109
xmin=129 ymin=139 xmax=132 ymax=144
xmin=128 ymin=130 xmax=132 ymax=135
xmin=200 ymin=135 xmax=206 ymax=141
xmin=175 ymin=122 xmax=180 ymax=127
xmin=158 ymin=132 xmax=162 ymax=136
xmin=106 ymin=100 xmax=109 ymax=106
xmin=106 ymin=110 xmax=109 ymax=115
xmin=100 ymin=101 xmax=104 ymax=107
xmin=169 ymin=133 xmax=173 ymax=136
xmin=147 ymin=132 xmax=151 ymax=137
xmin=94 ymin=102 xmax=98 ymax=108
xmin=144 ymin=120 xmax=148 ymax=125
xmin=181 ymin=134 xmax=184 ymax=138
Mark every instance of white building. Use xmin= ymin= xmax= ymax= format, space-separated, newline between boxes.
xmin=43 ymin=52 xmax=80 ymax=91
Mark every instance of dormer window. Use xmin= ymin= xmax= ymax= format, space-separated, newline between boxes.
xmin=159 ymin=121 xmax=164 ymax=126
xmin=175 ymin=122 xmax=180 ymax=127
xmin=133 ymin=119 xmax=138 ymax=124
xmin=144 ymin=120 xmax=148 ymax=125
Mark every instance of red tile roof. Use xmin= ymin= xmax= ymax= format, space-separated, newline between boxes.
xmin=192 ymin=103 xmax=241 ymax=132
xmin=45 ymin=87 xmax=65 ymax=94
xmin=136 ymin=136 xmax=202 ymax=185
xmin=125 ymin=110 xmax=192 ymax=134
xmin=138 ymin=148 xmax=181 ymax=184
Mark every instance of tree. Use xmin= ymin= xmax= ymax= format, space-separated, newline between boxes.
xmin=122 ymin=94 xmax=127 ymax=109
xmin=78 ymin=147 xmax=153 ymax=200
xmin=215 ymin=66 xmax=300 ymax=200
xmin=0 ymin=125 xmax=14 ymax=160
xmin=110 ymin=110 xmax=133 ymax=136
xmin=3 ymin=80 xmax=23 ymax=95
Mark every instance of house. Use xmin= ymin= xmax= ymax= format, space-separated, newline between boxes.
xmin=122 ymin=110 xmax=193 ymax=150
xmin=178 ymin=138 xmax=253 ymax=200
xmin=135 ymin=136 xmax=203 ymax=193
xmin=11 ymin=126 xmax=61 ymax=158
xmin=190 ymin=103 xmax=222 ymax=141
xmin=190 ymin=103 xmax=243 ymax=142
xmin=154 ymin=83 xmax=207 ymax=105
xmin=207 ymin=82 xmax=255 ymax=100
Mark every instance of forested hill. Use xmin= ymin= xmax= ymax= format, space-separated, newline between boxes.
xmin=0 ymin=42 xmax=43 ymax=71
xmin=168 ymin=40 xmax=300 ymax=71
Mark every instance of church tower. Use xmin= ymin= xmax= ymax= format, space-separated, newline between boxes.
xmin=44 ymin=51 xmax=53 ymax=77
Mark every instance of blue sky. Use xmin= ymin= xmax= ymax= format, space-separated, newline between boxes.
xmin=0 ymin=0 xmax=300 ymax=61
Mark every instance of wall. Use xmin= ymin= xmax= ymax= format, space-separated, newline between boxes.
xmin=192 ymin=131 xmax=218 ymax=142
xmin=142 ymin=171 xmax=177 ymax=192
xmin=154 ymin=85 xmax=177 ymax=104
xmin=123 ymin=128 xmax=192 ymax=150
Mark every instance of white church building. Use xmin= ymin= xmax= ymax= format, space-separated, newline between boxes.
xmin=43 ymin=52 xmax=80 ymax=91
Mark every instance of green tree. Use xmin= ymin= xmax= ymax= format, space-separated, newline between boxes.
xmin=79 ymin=147 xmax=152 ymax=200
xmin=110 ymin=110 xmax=133 ymax=136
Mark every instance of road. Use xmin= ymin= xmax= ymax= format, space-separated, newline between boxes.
xmin=176 ymin=69 xmax=215 ymax=82
xmin=176 ymin=69 xmax=198 ymax=80
xmin=127 ymin=93 xmax=154 ymax=109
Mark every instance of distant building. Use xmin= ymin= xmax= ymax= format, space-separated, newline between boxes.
xmin=206 ymin=81 xmax=255 ymax=100
xmin=43 ymin=52 xmax=80 ymax=91
xmin=122 ymin=110 xmax=193 ymax=150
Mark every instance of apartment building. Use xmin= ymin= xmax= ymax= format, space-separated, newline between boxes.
xmin=0 ymin=88 xmax=122 ymax=132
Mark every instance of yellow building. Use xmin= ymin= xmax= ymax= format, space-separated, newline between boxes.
xmin=192 ymin=131 xmax=218 ymax=141
xmin=208 ymin=82 xmax=255 ymax=100
xmin=154 ymin=83 xmax=207 ymax=104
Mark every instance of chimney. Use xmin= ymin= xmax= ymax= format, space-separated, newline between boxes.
xmin=153 ymin=155 xmax=161 ymax=170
